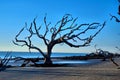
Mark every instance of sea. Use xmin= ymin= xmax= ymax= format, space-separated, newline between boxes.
xmin=0 ymin=51 xmax=101 ymax=66
xmin=0 ymin=51 xmax=87 ymax=58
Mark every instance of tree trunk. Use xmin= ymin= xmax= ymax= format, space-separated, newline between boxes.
xmin=44 ymin=45 xmax=53 ymax=65
xmin=44 ymin=56 xmax=52 ymax=65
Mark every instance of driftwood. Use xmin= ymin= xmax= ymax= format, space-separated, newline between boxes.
xmin=14 ymin=57 xmax=40 ymax=67
xmin=94 ymin=48 xmax=120 ymax=68
xmin=110 ymin=58 xmax=119 ymax=67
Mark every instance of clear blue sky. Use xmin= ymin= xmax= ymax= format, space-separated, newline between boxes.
xmin=0 ymin=0 xmax=120 ymax=53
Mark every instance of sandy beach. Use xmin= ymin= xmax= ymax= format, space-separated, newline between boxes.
xmin=0 ymin=58 xmax=120 ymax=80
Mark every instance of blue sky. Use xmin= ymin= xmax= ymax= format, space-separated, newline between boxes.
xmin=0 ymin=0 xmax=120 ymax=53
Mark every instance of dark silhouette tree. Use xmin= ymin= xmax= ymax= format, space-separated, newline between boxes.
xmin=110 ymin=0 xmax=120 ymax=53
xmin=109 ymin=0 xmax=120 ymax=69
xmin=13 ymin=14 xmax=105 ymax=65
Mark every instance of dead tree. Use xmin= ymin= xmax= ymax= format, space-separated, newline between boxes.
xmin=13 ymin=14 xmax=105 ymax=65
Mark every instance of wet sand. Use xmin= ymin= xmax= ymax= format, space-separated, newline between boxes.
xmin=0 ymin=58 xmax=120 ymax=80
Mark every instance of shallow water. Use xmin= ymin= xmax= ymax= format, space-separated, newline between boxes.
xmin=7 ymin=59 xmax=101 ymax=67
xmin=1 ymin=51 xmax=99 ymax=66
xmin=53 ymin=60 xmax=90 ymax=64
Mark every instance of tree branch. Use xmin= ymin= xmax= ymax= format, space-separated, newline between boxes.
xmin=13 ymin=22 xmax=46 ymax=58
xmin=110 ymin=14 xmax=120 ymax=22
xmin=33 ymin=18 xmax=49 ymax=46
xmin=44 ymin=15 xmax=51 ymax=38
xmin=51 ymin=14 xmax=73 ymax=41
xmin=54 ymin=21 xmax=105 ymax=48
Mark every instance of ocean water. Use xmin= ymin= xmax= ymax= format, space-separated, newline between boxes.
xmin=0 ymin=51 xmax=87 ymax=58
xmin=0 ymin=51 xmax=96 ymax=66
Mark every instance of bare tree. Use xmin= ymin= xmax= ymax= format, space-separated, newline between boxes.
xmin=13 ymin=14 xmax=105 ymax=65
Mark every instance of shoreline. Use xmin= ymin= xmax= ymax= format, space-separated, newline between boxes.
xmin=0 ymin=58 xmax=120 ymax=80
xmin=2 ymin=56 xmax=119 ymax=67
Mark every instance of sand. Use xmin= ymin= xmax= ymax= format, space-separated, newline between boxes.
xmin=0 ymin=58 xmax=120 ymax=80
